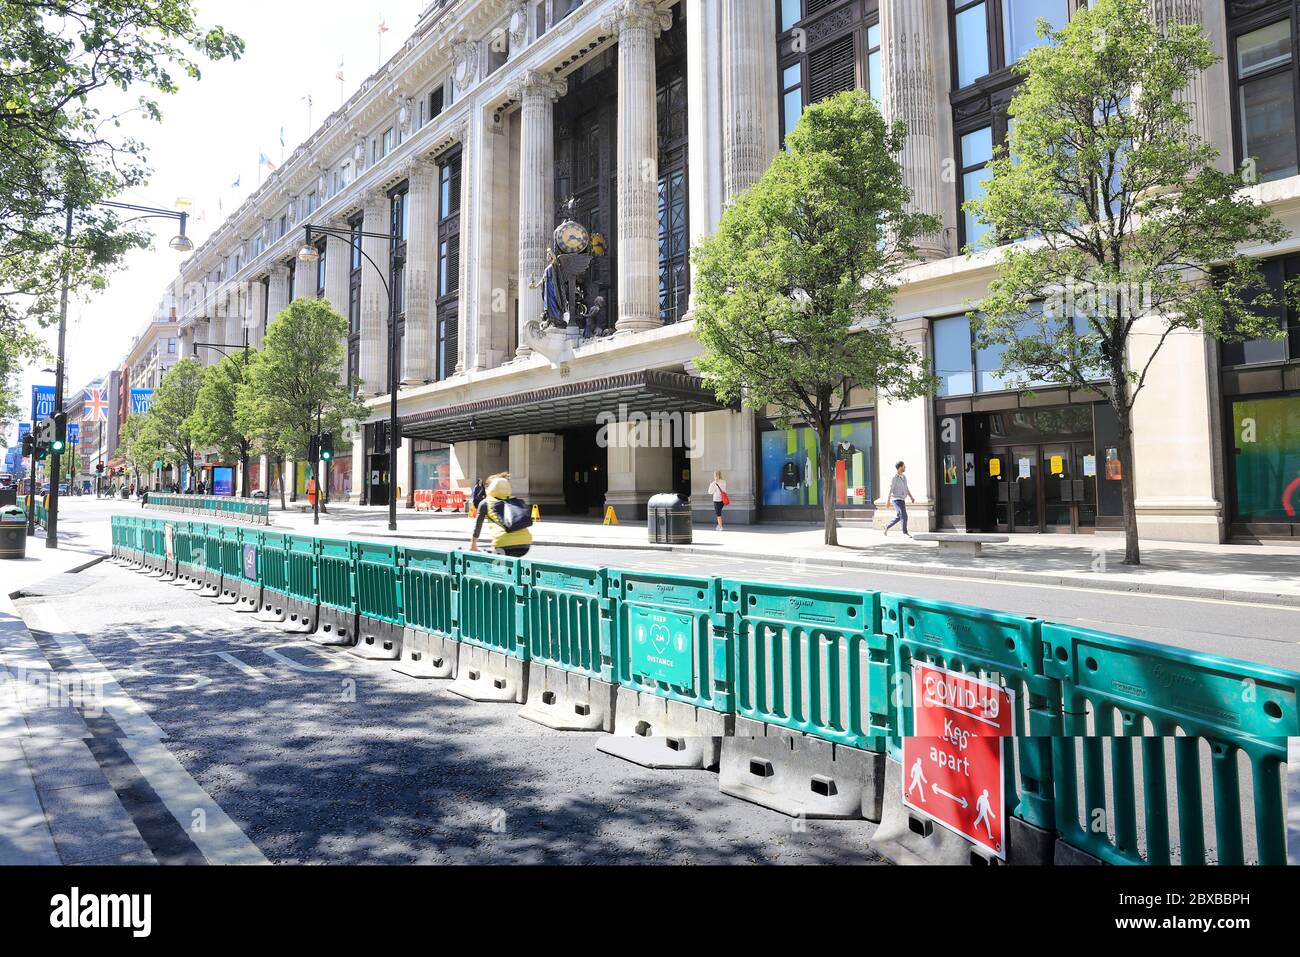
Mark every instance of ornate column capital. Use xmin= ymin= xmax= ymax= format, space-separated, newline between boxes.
xmin=508 ymin=69 xmax=568 ymax=104
xmin=601 ymin=0 xmax=673 ymax=38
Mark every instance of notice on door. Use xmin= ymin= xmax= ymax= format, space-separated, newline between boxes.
xmin=1017 ymin=457 xmax=1032 ymax=480
xmin=1083 ymin=454 xmax=1097 ymax=478
xmin=1050 ymin=454 xmax=1064 ymax=476
xmin=902 ymin=662 xmax=1016 ymax=859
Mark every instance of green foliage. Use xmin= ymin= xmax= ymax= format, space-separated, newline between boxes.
xmin=692 ymin=89 xmax=937 ymax=542
xmin=0 ymin=1 xmax=242 ymax=400
xmin=148 ymin=357 xmax=204 ymax=485
xmin=186 ymin=350 xmax=258 ymax=466
xmin=239 ymin=299 xmax=365 ymax=466
xmin=119 ymin=411 xmax=163 ymax=478
xmin=966 ymin=0 xmax=1292 ymax=402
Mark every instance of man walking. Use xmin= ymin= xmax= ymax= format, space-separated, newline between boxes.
xmin=883 ymin=461 xmax=915 ymax=537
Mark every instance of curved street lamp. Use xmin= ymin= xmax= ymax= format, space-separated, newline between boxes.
xmin=298 ymin=222 xmax=401 ymax=532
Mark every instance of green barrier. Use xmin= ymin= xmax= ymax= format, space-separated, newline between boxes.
xmin=879 ymin=594 xmax=1060 ymax=835
xmin=143 ymin=493 xmax=268 ymax=524
xmin=523 ymin=560 xmax=610 ymax=680
xmin=259 ymin=530 xmax=290 ymax=605
xmin=315 ymin=538 xmax=357 ymax=643
xmin=1041 ymin=623 xmax=1298 ymax=866
xmin=457 ymin=551 xmax=527 ymax=658
xmin=402 ymin=547 xmax=457 ymax=639
xmin=607 ymin=569 xmax=728 ymax=714
xmin=279 ymin=534 xmax=318 ymax=632
xmin=354 ymin=541 xmax=403 ymax=658
xmin=723 ymin=579 xmax=884 ymax=751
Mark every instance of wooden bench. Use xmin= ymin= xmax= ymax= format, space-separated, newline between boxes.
xmin=910 ymin=533 xmax=1009 ymax=558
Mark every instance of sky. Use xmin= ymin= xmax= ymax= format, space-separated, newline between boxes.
xmin=8 ymin=0 xmax=428 ymax=444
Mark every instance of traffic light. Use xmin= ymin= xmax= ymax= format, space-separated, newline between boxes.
xmin=95 ymin=462 xmax=105 ymax=474
xmin=319 ymin=431 xmax=334 ymax=462
xmin=307 ymin=434 xmax=319 ymax=462
xmin=373 ymin=420 xmax=388 ymax=455
xmin=48 ymin=412 xmax=67 ymax=455
xmin=21 ymin=432 xmax=35 ymax=457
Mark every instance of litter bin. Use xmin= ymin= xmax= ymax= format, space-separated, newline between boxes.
xmin=0 ymin=505 xmax=27 ymax=559
xmin=647 ymin=492 xmax=693 ymax=545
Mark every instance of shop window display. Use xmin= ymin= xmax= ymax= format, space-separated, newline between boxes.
xmin=760 ymin=420 xmax=874 ymax=508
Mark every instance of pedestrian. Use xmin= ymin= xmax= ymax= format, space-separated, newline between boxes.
xmin=306 ymin=476 xmax=317 ymax=509
xmin=471 ymin=477 xmax=487 ymax=511
xmin=883 ymin=461 xmax=915 ymax=537
xmin=707 ymin=470 xmax=729 ymax=531
xmin=469 ymin=473 xmax=532 ymax=557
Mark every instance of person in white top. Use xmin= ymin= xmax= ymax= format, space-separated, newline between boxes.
xmin=883 ymin=461 xmax=915 ymax=537
xmin=707 ymin=470 xmax=727 ymax=530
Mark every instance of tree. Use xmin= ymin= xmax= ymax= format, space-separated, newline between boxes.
xmin=119 ymin=411 xmax=162 ymax=490
xmin=239 ymin=299 xmax=364 ymax=510
xmin=0 ymin=2 xmax=242 ymax=398
xmin=187 ymin=350 xmax=258 ymax=497
xmin=692 ymin=89 xmax=939 ymax=546
xmin=148 ymin=358 xmax=204 ymax=490
xmin=966 ymin=0 xmax=1293 ymax=565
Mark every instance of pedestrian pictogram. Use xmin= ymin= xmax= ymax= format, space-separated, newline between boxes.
xmin=902 ymin=661 xmax=1015 ymax=859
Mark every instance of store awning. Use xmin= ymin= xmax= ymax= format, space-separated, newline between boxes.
xmin=399 ymin=370 xmax=732 ymax=445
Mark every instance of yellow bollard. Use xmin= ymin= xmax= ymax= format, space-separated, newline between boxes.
xmin=603 ymin=505 xmax=619 ymax=526
xmin=531 ymin=503 xmax=541 ymax=522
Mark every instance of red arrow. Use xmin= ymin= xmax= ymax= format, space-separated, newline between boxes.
xmin=1284 ymin=476 xmax=1300 ymax=518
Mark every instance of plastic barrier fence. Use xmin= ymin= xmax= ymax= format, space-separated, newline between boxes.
xmin=143 ymin=493 xmax=270 ymax=525
xmin=108 ymin=516 xmax=1300 ymax=865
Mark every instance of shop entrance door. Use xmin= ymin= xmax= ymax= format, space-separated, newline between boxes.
xmin=992 ymin=447 xmax=1041 ymax=532
xmin=992 ymin=443 xmax=1097 ymax=533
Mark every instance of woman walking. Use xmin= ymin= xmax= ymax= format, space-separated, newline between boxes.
xmin=707 ymin=470 xmax=728 ymax=531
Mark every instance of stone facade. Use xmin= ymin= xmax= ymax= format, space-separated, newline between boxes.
xmin=157 ymin=0 xmax=1300 ymax=542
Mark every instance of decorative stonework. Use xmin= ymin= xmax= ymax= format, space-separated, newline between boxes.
xmin=514 ymin=71 xmax=567 ymax=357
xmin=453 ymin=38 xmax=479 ymax=90
xmin=1149 ymin=0 xmax=1212 ymax=147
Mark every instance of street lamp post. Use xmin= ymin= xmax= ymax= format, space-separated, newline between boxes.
xmin=46 ymin=200 xmax=193 ymax=549
xmin=297 ymin=223 xmax=400 ymax=533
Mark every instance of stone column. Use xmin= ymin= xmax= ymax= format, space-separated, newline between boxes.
xmin=721 ymin=0 xmax=777 ymax=199
xmin=510 ymin=70 xmax=566 ymax=358
xmin=359 ymin=188 xmax=390 ymax=397
xmin=403 ymin=157 xmax=437 ymax=385
xmin=323 ymin=224 xmax=350 ymax=317
xmin=686 ymin=0 xmax=725 ymax=305
xmin=689 ymin=410 xmax=757 ymax=525
xmin=604 ymin=0 xmax=672 ymax=333
xmin=472 ymin=112 xmax=513 ymax=370
xmin=508 ymin=433 xmax=566 ymax=509
xmin=873 ymin=318 xmax=934 ymax=531
xmin=267 ymin=264 xmax=290 ymax=329
xmin=246 ymin=277 xmax=267 ymax=348
xmin=881 ymin=0 xmax=951 ymax=259
xmin=605 ymin=422 xmax=674 ymax=521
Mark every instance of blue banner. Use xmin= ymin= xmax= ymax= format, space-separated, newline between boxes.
xmin=130 ymin=389 xmax=154 ymax=415
xmin=67 ymin=423 xmax=79 ymax=447
xmin=31 ymin=385 xmax=55 ymax=421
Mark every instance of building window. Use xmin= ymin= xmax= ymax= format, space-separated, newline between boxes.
xmin=429 ymin=86 xmax=445 ymax=123
xmin=348 ymin=216 xmax=363 ymax=394
xmin=933 ymin=308 xmax=1094 ymax=396
xmin=960 ymin=125 xmax=995 ymax=249
xmin=1221 ymin=253 xmax=1300 ymax=366
xmin=1229 ymin=394 xmax=1300 ymax=527
xmin=759 ymin=418 xmax=875 ymax=510
xmin=1230 ymin=9 xmax=1299 ymax=183
xmin=950 ymin=0 xmax=1068 ymax=91
xmin=287 ymin=260 xmax=295 ymax=301
xmin=777 ymin=2 xmax=880 ymax=145
xmin=315 ymin=241 xmax=327 ymax=297
xmin=382 ymin=127 xmax=395 ymax=157
xmin=436 ymin=149 xmax=462 ymax=382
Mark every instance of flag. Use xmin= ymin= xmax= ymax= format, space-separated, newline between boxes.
xmin=279 ymin=125 xmax=285 ymax=148
xmin=174 ymin=197 xmax=193 ymax=209
xmin=303 ymin=93 xmax=313 ymax=109
xmin=335 ymin=57 xmax=345 ymax=82
xmin=259 ymin=152 xmax=277 ymax=172
xmin=231 ymin=174 xmax=241 ymax=189
xmin=378 ymin=17 xmax=388 ymax=33
xmin=82 ymin=388 xmax=108 ymax=424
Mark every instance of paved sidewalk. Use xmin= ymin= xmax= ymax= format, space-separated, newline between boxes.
xmin=0 ymin=593 xmax=155 ymax=865
xmin=251 ymin=501 xmax=1300 ymax=607
xmin=2 ymin=519 xmax=110 ymax=598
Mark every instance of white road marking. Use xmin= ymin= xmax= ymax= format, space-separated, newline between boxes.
xmin=25 ymin=605 xmax=269 ymax=865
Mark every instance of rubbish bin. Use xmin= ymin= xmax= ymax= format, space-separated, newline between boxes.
xmin=0 ymin=505 xmax=27 ymax=559
xmin=647 ymin=492 xmax=693 ymax=545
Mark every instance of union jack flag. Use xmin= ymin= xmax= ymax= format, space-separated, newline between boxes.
xmin=82 ymin=387 xmax=108 ymax=423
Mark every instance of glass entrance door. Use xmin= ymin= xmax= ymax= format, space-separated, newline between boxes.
xmin=1074 ymin=442 xmax=1098 ymax=531
xmin=992 ymin=448 xmax=1041 ymax=531
xmin=1041 ymin=444 xmax=1073 ymax=532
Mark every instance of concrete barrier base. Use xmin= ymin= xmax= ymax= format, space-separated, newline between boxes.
xmin=392 ymin=628 xmax=458 ymax=679
xmin=1054 ymin=840 xmax=1104 ymax=866
xmin=234 ymin=580 xmax=261 ymax=614
xmin=719 ymin=717 xmax=884 ymax=820
xmin=519 ymin=663 xmax=616 ymax=732
xmin=255 ymin=589 xmax=289 ymax=623
xmin=596 ymin=689 xmax=730 ymax=770
xmin=213 ymin=579 xmax=240 ymax=604
xmin=308 ymin=608 xmax=356 ymax=647
xmin=277 ymin=597 xmax=317 ymax=634
xmin=870 ymin=757 xmax=1055 ymax=866
xmin=445 ymin=645 xmax=526 ymax=703
xmin=349 ymin=616 xmax=402 ymax=660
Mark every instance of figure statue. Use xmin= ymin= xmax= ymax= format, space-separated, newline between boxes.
xmin=532 ymin=197 xmax=610 ymax=340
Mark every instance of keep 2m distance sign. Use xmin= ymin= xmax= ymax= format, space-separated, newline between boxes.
xmin=902 ymin=662 xmax=1015 ymax=859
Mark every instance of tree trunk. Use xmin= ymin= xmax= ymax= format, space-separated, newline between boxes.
xmin=1117 ymin=409 xmax=1140 ymax=566
xmin=278 ymin=456 xmax=287 ymax=511
xmin=240 ymin=450 xmax=250 ymax=499
xmin=820 ymin=428 xmax=838 ymax=547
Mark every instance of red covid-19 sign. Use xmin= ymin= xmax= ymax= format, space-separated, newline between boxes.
xmin=901 ymin=662 xmax=1016 ymax=859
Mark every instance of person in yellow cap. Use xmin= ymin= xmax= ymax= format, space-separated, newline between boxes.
xmin=469 ymin=473 xmax=532 ymax=556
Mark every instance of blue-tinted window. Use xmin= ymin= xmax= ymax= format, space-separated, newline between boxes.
xmin=961 ymin=126 xmax=994 ymax=248
xmin=780 ymin=0 xmax=800 ymax=33
xmin=934 ymin=315 xmax=975 ymax=396
xmin=1001 ymin=0 xmax=1068 ymax=65
xmin=955 ymin=2 xmax=990 ymax=87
